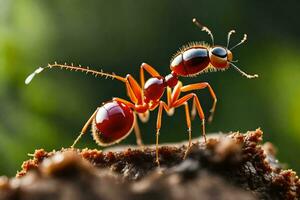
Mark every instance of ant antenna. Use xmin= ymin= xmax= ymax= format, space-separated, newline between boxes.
xmin=192 ymin=18 xmax=214 ymax=46
xmin=230 ymin=34 xmax=247 ymax=50
xmin=25 ymin=62 xmax=126 ymax=85
xmin=230 ymin=62 xmax=258 ymax=79
xmin=226 ymin=30 xmax=236 ymax=48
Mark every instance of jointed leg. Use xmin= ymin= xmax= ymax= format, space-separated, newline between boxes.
xmin=153 ymin=81 xmax=185 ymax=163
xmin=169 ymin=82 xmax=194 ymax=154
xmin=193 ymin=95 xmax=206 ymax=143
xmin=181 ymin=82 xmax=217 ymax=123
xmin=71 ymin=108 xmax=99 ymax=148
xmin=166 ymin=86 xmax=175 ymax=116
xmin=125 ymin=80 xmax=139 ymax=104
xmin=133 ymin=113 xmax=144 ymax=148
xmin=126 ymin=74 xmax=142 ymax=104
xmin=140 ymin=63 xmax=161 ymax=89
xmin=112 ymin=97 xmax=135 ymax=108
xmin=172 ymin=93 xmax=206 ymax=143
xmin=125 ymin=63 xmax=160 ymax=105
xmin=153 ymin=85 xmax=207 ymax=163
xmin=183 ymin=102 xmax=192 ymax=158
xmin=155 ymin=101 xmax=169 ymax=165
xmin=191 ymin=98 xmax=197 ymax=120
xmin=170 ymin=81 xmax=183 ymax=106
xmin=158 ymin=81 xmax=183 ymax=117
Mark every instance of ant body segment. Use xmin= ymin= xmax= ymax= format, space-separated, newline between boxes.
xmin=25 ymin=18 xmax=258 ymax=165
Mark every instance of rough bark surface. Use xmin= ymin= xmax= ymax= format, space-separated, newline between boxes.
xmin=0 ymin=129 xmax=299 ymax=200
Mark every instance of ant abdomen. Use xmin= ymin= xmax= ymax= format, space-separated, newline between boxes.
xmin=170 ymin=47 xmax=210 ymax=76
xmin=92 ymin=100 xmax=135 ymax=146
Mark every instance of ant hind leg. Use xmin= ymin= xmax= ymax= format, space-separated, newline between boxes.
xmin=71 ymin=108 xmax=99 ymax=148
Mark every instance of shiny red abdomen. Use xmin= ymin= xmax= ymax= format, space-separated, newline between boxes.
xmin=170 ymin=47 xmax=210 ymax=76
xmin=93 ymin=100 xmax=134 ymax=146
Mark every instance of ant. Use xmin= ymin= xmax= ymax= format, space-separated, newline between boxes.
xmin=25 ymin=18 xmax=258 ymax=165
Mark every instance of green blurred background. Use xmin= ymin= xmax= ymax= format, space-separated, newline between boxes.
xmin=0 ymin=0 xmax=299 ymax=176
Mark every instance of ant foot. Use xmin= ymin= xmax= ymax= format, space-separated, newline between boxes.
xmin=155 ymin=158 xmax=160 ymax=167
xmin=139 ymin=144 xmax=145 ymax=152
xmin=183 ymin=147 xmax=191 ymax=159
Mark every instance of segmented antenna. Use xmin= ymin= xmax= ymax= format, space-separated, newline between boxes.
xmin=226 ymin=30 xmax=236 ymax=48
xmin=25 ymin=62 xmax=126 ymax=85
xmin=230 ymin=34 xmax=247 ymax=50
xmin=192 ymin=18 xmax=215 ymax=46
xmin=230 ymin=62 xmax=258 ymax=79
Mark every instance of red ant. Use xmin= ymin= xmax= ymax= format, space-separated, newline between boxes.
xmin=25 ymin=18 xmax=258 ymax=165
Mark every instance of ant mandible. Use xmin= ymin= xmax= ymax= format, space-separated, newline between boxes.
xmin=25 ymin=18 xmax=258 ymax=165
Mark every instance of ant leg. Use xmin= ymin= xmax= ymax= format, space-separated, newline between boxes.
xmin=191 ymin=98 xmax=197 ymax=120
xmin=112 ymin=97 xmax=135 ymax=108
xmin=71 ymin=108 xmax=99 ymax=148
xmin=155 ymin=101 xmax=169 ymax=165
xmin=133 ymin=113 xmax=144 ymax=148
xmin=170 ymin=81 xmax=183 ymax=105
xmin=126 ymin=74 xmax=143 ymax=104
xmin=165 ymin=86 xmax=175 ymax=116
xmin=181 ymin=82 xmax=217 ymax=123
xmin=167 ymin=88 xmax=204 ymax=157
xmin=125 ymin=63 xmax=161 ymax=106
xmin=158 ymin=81 xmax=183 ymax=116
xmin=172 ymin=93 xmax=206 ymax=143
xmin=183 ymin=102 xmax=192 ymax=159
xmin=192 ymin=95 xmax=206 ymax=143
xmin=125 ymin=77 xmax=139 ymax=104
xmin=140 ymin=63 xmax=161 ymax=89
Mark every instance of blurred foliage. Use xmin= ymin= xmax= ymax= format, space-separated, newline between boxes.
xmin=0 ymin=0 xmax=300 ymax=176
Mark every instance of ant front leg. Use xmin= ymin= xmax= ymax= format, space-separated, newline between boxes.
xmin=181 ymin=82 xmax=217 ymax=123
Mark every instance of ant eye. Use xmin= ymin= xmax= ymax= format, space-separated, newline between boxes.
xmin=209 ymin=47 xmax=229 ymax=68
xmin=211 ymin=47 xmax=227 ymax=58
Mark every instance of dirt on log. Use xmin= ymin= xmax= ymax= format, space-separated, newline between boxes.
xmin=0 ymin=129 xmax=299 ymax=200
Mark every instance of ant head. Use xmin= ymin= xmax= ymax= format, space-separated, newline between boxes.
xmin=192 ymin=18 xmax=258 ymax=79
xmin=209 ymin=46 xmax=233 ymax=69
